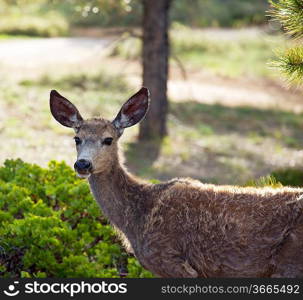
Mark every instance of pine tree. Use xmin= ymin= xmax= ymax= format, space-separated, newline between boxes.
xmin=269 ymin=0 xmax=303 ymax=85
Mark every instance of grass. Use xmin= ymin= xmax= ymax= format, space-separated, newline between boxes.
xmin=0 ymin=34 xmax=35 ymax=40
xmin=125 ymin=98 xmax=303 ymax=184
xmin=1 ymin=66 xmax=303 ymax=185
xmin=170 ymin=101 xmax=303 ymax=148
xmin=244 ymin=175 xmax=283 ymax=187
xmin=112 ymin=25 xmax=290 ymax=79
xmin=0 ymin=70 xmax=137 ymax=169
xmin=20 ymin=72 xmax=130 ymax=93
xmin=172 ymin=25 xmax=287 ymax=78
xmin=2 ymin=71 xmax=132 ymax=126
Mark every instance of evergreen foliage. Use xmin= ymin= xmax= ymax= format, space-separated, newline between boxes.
xmin=0 ymin=159 xmax=153 ymax=278
xmin=269 ymin=0 xmax=303 ymax=84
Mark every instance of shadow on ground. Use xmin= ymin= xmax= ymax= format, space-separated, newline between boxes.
xmin=171 ymin=101 xmax=303 ymax=148
xmin=124 ymin=138 xmax=162 ymax=179
xmin=124 ymin=101 xmax=303 ymax=185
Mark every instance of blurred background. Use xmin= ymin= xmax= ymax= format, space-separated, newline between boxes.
xmin=1 ymin=0 xmax=303 ymax=185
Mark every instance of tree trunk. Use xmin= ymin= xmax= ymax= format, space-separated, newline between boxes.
xmin=139 ymin=0 xmax=171 ymax=141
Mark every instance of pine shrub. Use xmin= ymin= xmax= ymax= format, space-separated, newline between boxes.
xmin=0 ymin=159 xmax=153 ymax=278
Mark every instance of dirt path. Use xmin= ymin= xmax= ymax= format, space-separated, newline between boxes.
xmin=0 ymin=37 xmax=112 ymax=80
xmin=0 ymin=37 xmax=110 ymax=66
xmin=169 ymin=73 xmax=303 ymax=112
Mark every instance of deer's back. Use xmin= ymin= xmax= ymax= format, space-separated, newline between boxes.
xmin=140 ymin=179 xmax=303 ymax=277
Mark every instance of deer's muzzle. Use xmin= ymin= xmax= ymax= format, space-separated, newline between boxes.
xmin=74 ymin=159 xmax=92 ymax=174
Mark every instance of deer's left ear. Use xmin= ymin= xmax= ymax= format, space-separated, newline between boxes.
xmin=112 ymin=87 xmax=150 ymax=136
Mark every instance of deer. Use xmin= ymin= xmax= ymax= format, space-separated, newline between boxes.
xmin=50 ymin=87 xmax=303 ymax=278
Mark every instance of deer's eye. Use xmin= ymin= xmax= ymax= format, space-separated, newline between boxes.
xmin=103 ymin=137 xmax=113 ymax=146
xmin=74 ymin=137 xmax=82 ymax=145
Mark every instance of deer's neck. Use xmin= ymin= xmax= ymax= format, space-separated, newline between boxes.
xmin=88 ymin=159 xmax=151 ymax=244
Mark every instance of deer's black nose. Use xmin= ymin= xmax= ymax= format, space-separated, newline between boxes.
xmin=74 ymin=159 xmax=92 ymax=172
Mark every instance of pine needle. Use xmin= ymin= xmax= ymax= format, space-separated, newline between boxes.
xmin=269 ymin=0 xmax=303 ymax=85
xmin=272 ymin=46 xmax=303 ymax=84
xmin=269 ymin=0 xmax=303 ymax=40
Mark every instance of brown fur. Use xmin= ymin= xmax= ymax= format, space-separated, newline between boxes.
xmin=75 ymin=120 xmax=303 ymax=278
xmin=50 ymin=90 xmax=303 ymax=278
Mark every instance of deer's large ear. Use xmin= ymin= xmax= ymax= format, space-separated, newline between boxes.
xmin=112 ymin=87 xmax=150 ymax=136
xmin=50 ymin=90 xmax=83 ymax=128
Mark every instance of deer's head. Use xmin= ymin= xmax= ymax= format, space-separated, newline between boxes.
xmin=50 ymin=88 xmax=150 ymax=178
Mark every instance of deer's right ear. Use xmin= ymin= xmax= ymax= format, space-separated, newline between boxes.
xmin=50 ymin=90 xmax=83 ymax=128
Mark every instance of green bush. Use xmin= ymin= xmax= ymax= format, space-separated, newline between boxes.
xmin=0 ymin=14 xmax=69 ymax=37
xmin=271 ymin=168 xmax=303 ymax=187
xmin=0 ymin=159 xmax=153 ymax=278
xmin=245 ymin=169 xmax=303 ymax=188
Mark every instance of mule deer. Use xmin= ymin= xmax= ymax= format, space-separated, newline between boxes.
xmin=50 ymin=88 xmax=303 ymax=278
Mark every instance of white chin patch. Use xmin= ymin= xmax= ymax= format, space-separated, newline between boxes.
xmin=77 ymin=173 xmax=91 ymax=179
